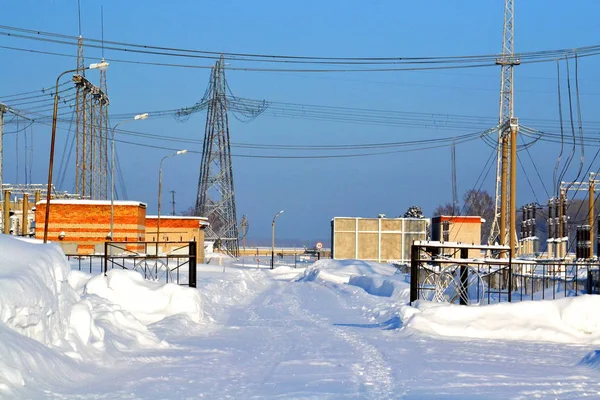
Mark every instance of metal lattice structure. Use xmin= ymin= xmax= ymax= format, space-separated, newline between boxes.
xmin=74 ymin=36 xmax=110 ymax=200
xmin=240 ymin=215 xmax=249 ymax=250
xmin=74 ymin=35 xmax=87 ymax=196
xmin=98 ymin=57 xmax=110 ymax=198
xmin=195 ymin=56 xmax=239 ymax=257
xmin=489 ymin=0 xmax=520 ymax=245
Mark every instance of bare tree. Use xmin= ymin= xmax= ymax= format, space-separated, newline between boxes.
xmin=463 ymin=189 xmax=494 ymax=243
xmin=433 ymin=202 xmax=456 ymax=217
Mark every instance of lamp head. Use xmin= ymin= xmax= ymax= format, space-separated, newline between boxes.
xmin=89 ymin=61 xmax=109 ymax=70
xmin=176 ymin=150 xmax=188 ymax=155
xmin=134 ymin=113 xmax=149 ymax=120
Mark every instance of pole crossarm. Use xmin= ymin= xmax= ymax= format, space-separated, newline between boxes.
xmin=73 ymin=75 xmax=110 ymax=105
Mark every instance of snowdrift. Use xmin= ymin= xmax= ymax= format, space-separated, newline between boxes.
xmin=298 ymin=259 xmax=410 ymax=302
xmin=402 ymin=296 xmax=600 ymax=344
xmin=0 ymin=235 xmax=204 ymax=396
xmin=300 ymin=258 xmax=600 ymax=345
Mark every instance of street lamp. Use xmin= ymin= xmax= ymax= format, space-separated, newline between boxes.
xmin=157 ymin=150 xmax=187 ymax=244
xmin=271 ymin=210 xmax=284 ymax=269
xmin=109 ymin=113 xmax=149 ymax=241
xmin=44 ymin=61 xmax=109 ymax=243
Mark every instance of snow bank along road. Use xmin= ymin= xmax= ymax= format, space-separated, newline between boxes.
xmin=2 ymin=235 xmax=600 ymax=399
xmin=51 ymin=262 xmax=600 ymax=398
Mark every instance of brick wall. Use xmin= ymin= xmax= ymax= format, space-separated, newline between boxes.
xmin=145 ymin=216 xmax=207 ymax=263
xmin=35 ymin=200 xmax=147 ymax=254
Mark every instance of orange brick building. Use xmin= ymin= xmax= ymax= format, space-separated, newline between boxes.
xmin=145 ymin=215 xmax=209 ymax=262
xmin=431 ymin=215 xmax=483 ymax=257
xmin=35 ymin=200 xmax=208 ymax=263
xmin=35 ymin=200 xmax=147 ymax=254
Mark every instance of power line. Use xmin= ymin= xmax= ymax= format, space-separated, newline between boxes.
xmin=2 ymin=24 xmax=600 ymax=65
xmin=2 ymin=27 xmax=600 ymax=72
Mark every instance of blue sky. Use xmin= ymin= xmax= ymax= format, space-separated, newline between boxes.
xmin=1 ymin=1 xmax=600 ymax=245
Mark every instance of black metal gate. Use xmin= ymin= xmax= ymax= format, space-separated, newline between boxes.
xmin=67 ymin=241 xmax=197 ymax=287
xmin=410 ymin=241 xmax=600 ymax=305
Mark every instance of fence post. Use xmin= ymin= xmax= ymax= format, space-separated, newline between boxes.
xmin=104 ymin=242 xmax=108 ymax=276
xmin=410 ymin=244 xmax=420 ymax=304
xmin=189 ymin=241 xmax=197 ymax=288
xmin=508 ymin=247 xmax=512 ymax=303
xmin=459 ymin=248 xmax=468 ymax=306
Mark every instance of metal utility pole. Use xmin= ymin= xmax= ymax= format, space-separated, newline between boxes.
xmin=75 ymin=33 xmax=86 ymax=197
xmin=490 ymin=0 xmax=520 ymax=254
xmin=590 ymin=175 xmax=596 ymax=256
xmin=195 ymin=56 xmax=240 ymax=257
xmin=73 ymin=22 xmax=110 ymax=201
xmin=73 ymin=74 xmax=109 ymax=199
xmin=451 ymin=140 xmax=458 ymax=215
xmin=170 ymin=190 xmax=176 ymax=215
xmin=98 ymin=7 xmax=110 ymax=199
xmin=3 ymin=190 xmax=9 ymax=234
xmin=271 ymin=210 xmax=284 ymax=269
xmin=0 ymin=103 xmax=5 ymax=212
xmin=22 ymin=194 xmax=28 ymax=237
xmin=240 ymin=215 xmax=249 ymax=250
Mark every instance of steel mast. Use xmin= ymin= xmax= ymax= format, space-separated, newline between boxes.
xmin=489 ymin=0 xmax=520 ymax=253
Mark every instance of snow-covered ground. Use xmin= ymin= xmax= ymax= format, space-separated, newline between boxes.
xmin=2 ymin=234 xmax=600 ymax=399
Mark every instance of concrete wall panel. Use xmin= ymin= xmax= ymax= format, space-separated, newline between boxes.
xmin=358 ymin=219 xmax=378 ymax=231
xmin=381 ymin=233 xmax=402 ymax=261
xmin=334 ymin=232 xmax=356 ymax=259
xmin=357 ymin=232 xmax=378 ymax=260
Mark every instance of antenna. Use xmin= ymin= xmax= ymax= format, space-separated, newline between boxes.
xmin=101 ymin=5 xmax=105 ymax=59
xmin=451 ymin=139 xmax=458 ymax=216
xmin=77 ymin=0 xmax=82 ymax=37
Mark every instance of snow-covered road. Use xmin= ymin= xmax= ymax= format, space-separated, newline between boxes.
xmin=44 ymin=263 xmax=600 ymax=399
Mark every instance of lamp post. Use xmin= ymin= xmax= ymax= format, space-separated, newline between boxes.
xmin=157 ymin=150 xmax=187 ymax=244
xmin=109 ymin=113 xmax=148 ymax=241
xmin=44 ymin=62 xmax=109 ymax=243
xmin=271 ymin=210 xmax=284 ymax=269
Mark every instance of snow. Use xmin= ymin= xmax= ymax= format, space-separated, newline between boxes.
xmin=83 ymin=269 xmax=204 ymax=324
xmin=146 ymin=215 xmax=208 ymax=221
xmin=402 ymin=296 xmax=600 ymax=344
xmin=3 ymin=234 xmax=600 ymax=398
xmin=35 ymin=199 xmax=146 ymax=206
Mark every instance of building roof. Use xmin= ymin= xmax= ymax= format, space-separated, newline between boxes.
xmin=146 ymin=215 xmax=209 ymax=226
xmin=146 ymin=215 xmax=208 ymax=221
xmin=433 ymin=215 xmax=483 ymax=223
xmin=36 ymin=199 xmax=147 ymax=207
xmin=331 ymin=216 xmax=429 ymax=221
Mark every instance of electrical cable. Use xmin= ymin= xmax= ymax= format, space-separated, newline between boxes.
xmin=520 ymin=133 xmax=550 ymax=199
xmin=2 ymin=24 xmax=600 ymax=66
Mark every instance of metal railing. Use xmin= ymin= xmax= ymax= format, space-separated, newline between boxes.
xmin=236 ymin=253 xmax=321 ymax=269
xmin=410 ymin=241 xmax=600 ymax=305
xmin=66 ymin=241 xmax=197 ymax=287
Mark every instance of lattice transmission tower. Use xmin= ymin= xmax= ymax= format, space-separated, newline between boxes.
xmin=489 ymin=0 xmax=520 ymax=248
xmin=73 ymin=35 xmax=110 ymax=199
xmin=195 ymin=56 xmax=240 ymax=257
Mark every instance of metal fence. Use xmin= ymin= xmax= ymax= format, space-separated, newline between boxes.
xmin=410 ymin=241 xmax=600 ymax=305
xmin=66 ymin=241 xmax=197 ymax=287
xmin=236 ymin=253 xmax=321 ymax=269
